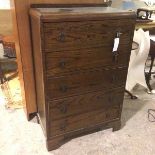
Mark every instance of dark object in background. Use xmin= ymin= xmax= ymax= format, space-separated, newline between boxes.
xmin=0 ymin=36 xmax=17 ymax=83
xmin=137 ymin=7 xmax=155 ymax=20
xmin=145 ymin=39 xmax=155 ymax=93
xmin=3 ymin=41 xmax=16 ymax=58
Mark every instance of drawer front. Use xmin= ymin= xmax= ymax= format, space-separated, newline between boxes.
xmin=46 ymin=67 xmax=128 ymax=100
xmin=43 ymin=19 xmax=134 ymax=51
xmin=45 ymin=45 xmax=130 ymax=77
xmin=49 ymin=88 xmax=124 ymax=121
xmin=49 ymin=107 xmax=119 ymax=137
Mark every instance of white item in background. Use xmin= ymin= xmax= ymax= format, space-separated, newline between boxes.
xmin=150 ymin=35 xmax=155 ymax=41
xmin=126 ymin=29 xmax=150 ymax=91
xmin=0 ymin=0 xmax=10 ymax=9
xmin=0 ymin=43 xmax=4 ymax=58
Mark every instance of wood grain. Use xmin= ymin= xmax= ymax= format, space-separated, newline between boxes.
xmin=43 ymin=20 xmax=132 ymax=51
xmin=46 ymin=67 xmax=128 ymax=99
xmin=49 ymin=88 xmax=124 ymax=121
xmin=45 ymin=46 xmax=130 ymax=76
xmin=11 ymin=0 xmax=111 ymax=120
xmin=46 ymin=119 xmax=121 ymax=151
xmin=49 ymin=108 xmax=119 ymax=137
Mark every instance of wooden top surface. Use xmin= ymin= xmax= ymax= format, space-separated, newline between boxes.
xmin=30 ymin=7 xmax=136 ymax=22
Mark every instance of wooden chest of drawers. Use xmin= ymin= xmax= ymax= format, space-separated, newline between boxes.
xmin=30 ymin=7 xmax=136 ymax=151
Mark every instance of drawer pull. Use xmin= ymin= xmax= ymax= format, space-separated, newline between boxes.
xmin=111 ymin=75 xmax=116 ymax=83
xmin=59 ymin=104 xmax=68 ymax=113
xmin=60 ymin=85 xmax=68 ymax=92
xmin=58 ymin=32 xmax=65 ymax=42
xmin=116 ymin=31 xmax=122 ymax=38
xmin=108 ymin=96 xmax=113 ymax=103
xmin=60 ymin=120 xmax=67 ymax=131
xmin=59 ymin=60 xmax=66 ymax=68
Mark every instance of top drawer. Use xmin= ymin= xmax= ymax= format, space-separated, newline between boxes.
xmin=43 ymin=19 xmax=134 ymax=52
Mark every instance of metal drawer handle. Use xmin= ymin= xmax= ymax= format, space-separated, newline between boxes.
xmin=60 ymin=85 xmax=68 ymax=92
xmin=108 ymin=96 xmax=113 ymax=103
xmin=111 ymin=74 xmax=123 ymax=83
xmin=59 ymin=60 xmax=66 ymax=68
xmin=60 ymin=120 xmax=67 ymax=131
xmin=58 ymin=32 xmax=65 ymax=42
xmin=116 ymin=31 xmax=122 ymax=38
xmin=59 ymin=104 xmax=68 ymax=113
xmin=111 ymin=75 xmax=117 ymax=83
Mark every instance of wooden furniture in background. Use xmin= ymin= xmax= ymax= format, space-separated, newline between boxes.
xmin=30 ymin=7 xmax=135 ymax=150
xmin=10 ymin=0 xmax=111 ymax=120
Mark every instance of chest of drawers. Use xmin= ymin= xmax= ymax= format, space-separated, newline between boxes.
xmin=30 ymin=7 xmax=136 ymax=151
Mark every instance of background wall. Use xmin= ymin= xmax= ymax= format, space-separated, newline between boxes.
xmin=0 ymin=0 xmax=12 ymax=36
xmin=0 ymin=0 xmax=10 ymax=9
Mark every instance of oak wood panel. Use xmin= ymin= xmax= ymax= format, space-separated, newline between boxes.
xmin=46 ymin=66 xmax=128 ymax=99
xmin=44 ymin=21 xmax=132 ymax=51
xmin=44 ymin=19 xmax=134 ymax=32
xmin=49 ymin=88 xmax=124 ymax=121
xmin=49 ymin=108 xmax=119 ymax=137
xmin=10 ymin=0 xmax=26 ymax=112
xmin=30 ymin=0 xmax=108 ymax=5
xmin=46 ymin=119 xmax=121 ymax=151
xmin=31 ymin=3 xmax=110 ymax=8
xmin=11 ymin=0 xmax=106 ymax=120
xmin=45 ymin=46 xmax=130 ymax=76
xmin=11 ymin=0 xmax=37 ymax=119
xmin=30 ymin=15 xmax=47 ymax=132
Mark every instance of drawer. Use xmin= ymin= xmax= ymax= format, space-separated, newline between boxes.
xmin=49 ymin=88 xmax=124 ymax=121
xmin=43 ymin=20 xmax=134 ymax=51
xmin=46 ymin=66 xmax=128 ymax=100
xmin=49 ymin=107 xmax=119 ymax=137
xmin=45 ymin=45 xmax=131 ymax=77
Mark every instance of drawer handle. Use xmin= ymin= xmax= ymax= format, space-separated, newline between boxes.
xmin=116 ymin=31 xmax=122 ymax=38
xmin=60 ymin=120 xmax=67 ymax=131
xmin=60 ymin=85 xmax=68 ymax=92
xmin=111 ymin=75 xmax=118 ymax=83
xmin=59 ymin=60 xmax=66 ymax=68
xmin=108 ymin=96 xmax=113 ymax=103
xmin=58 ymin=32 xmax=65 ymax=42
xmin=59 ymin=104 xmax=68 ymax=114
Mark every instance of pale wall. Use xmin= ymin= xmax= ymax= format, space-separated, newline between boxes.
xmin=0 ymin=9 xmax=13 ymax=36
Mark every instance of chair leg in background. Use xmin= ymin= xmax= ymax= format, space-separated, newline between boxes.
xmin=125 ymin=89 xmax=138 ymax=99
xmin=145 ymin=57 xmax=155 ymax=94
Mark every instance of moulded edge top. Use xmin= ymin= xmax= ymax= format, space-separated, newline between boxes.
xmin=29 ymin=7 xmax=136 ymax=22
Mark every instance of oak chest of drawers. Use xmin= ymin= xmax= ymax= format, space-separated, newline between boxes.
xmin=30 ymin=7 xmax=136 ymax=151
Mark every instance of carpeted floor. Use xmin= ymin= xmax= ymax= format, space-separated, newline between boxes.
xmin=0 ymin=76 xmax=23 ymax=109
xmin=0 ymin=80 xmax=155 ymax=155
